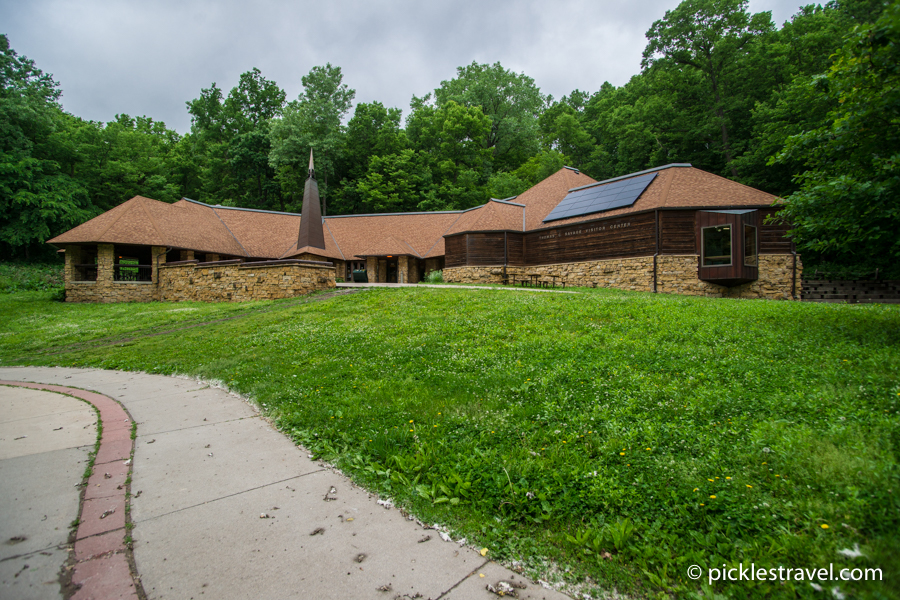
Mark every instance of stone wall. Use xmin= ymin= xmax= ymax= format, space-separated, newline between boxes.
xmin=444 ymin=254 xmax=801 ymax=300
xmin=158 ymin=259 xmax=335 ymax=302
xmin=65 ymin=243 xmax=168 ymax=303
xmin=444 ymin=257 xmax=655 ymax=292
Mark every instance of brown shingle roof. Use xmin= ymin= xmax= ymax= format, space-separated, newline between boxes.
xmin=515 ymin=168 xmax=599 ymax=231
xmin=356 ymin=235 xmax=420 ymax=257
xmin=213 ymin=207 xmax=301 ymax=259
xmin=444 ymin=200 xmax=525 ymax=235
xmin=321 ymin=212 xmax=463 ymax=260
xmin=537 ymin=165 xmax=778 ymax=229
xmin=47 ymin=165 xmax=779 ymax=263
xmin=48 ymin=196 xmax=246 ymax=256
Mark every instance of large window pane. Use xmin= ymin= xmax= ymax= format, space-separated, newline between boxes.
xmin=744 ymin=225 xmax=758 ymax=267
xmin=702 ymin=225 xmax=731 ymax=266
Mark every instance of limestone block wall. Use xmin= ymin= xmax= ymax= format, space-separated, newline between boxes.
xmin=65 ymin=244 xmax=167 ymax=303
xmin=445 ymin=257 xmax=655 ymax=292
xmin=366 ymin=257 xmax=378 ymax=282
xmin=444 ymin=254 xmax=801 ymax=300
xmin=158 ymin=259 xmax=335 ymax=302
xmin=656 ymin=254 xmax=801 ymax=300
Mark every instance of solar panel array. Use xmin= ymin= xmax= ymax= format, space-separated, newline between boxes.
xmin=543 ymin=172 xmax=657 ymax=223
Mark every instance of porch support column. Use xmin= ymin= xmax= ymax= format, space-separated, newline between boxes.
xmin=398 ymin=256 xmax=410 ymax=284
xmin=97 ymin=244 xmax=114 ymax=285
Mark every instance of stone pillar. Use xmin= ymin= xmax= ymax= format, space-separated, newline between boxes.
xmin=97 ymin=244 xmax=114 ymax=284
xmin=398 ymin=256 xmax=409 ymax=284
xmin=378 ymin=259 xmax=387 ymax=283
xmin=151 ymin=246 xmax=167 ymax=300
xmin=366 ymin=257 xmax=378 ymax=282
xmin=409 ymin=259 xmax=421 ymax=284
xmin=64 ymin=245 xmax=82 ymax=283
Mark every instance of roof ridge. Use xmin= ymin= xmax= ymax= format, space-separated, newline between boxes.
xmin=323 ymin=220 xmax=345 ymax=260
xmin=423 ymin=210 xmax=467 ymax=258
xmin=136 ymin=197 xmax=166 ymax=246
xmin=658 ymin=167 xmax=677 ymax=207
xmin=568 ymin=163 xmax=691 ymax=192
xmin=93 ymin=196 xmax=137 ymax=241
xmin=210 ymin=206 xmax=249 ymax=257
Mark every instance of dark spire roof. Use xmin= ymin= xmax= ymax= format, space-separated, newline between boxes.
xmin=297 ymin=149 xmax=326 ymax=250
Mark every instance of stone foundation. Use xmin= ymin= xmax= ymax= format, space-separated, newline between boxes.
xmin=158 ymin=259 xmax=335 ymax=302
xmin=444 ymin=254 xmax=801 ymax=300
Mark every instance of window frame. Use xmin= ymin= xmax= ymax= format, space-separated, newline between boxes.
xmin=701 ymin=224 xmax=733 ymax=267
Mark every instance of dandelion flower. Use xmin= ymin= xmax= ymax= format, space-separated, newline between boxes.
xmin=619 ymin=452 xmax=625 ymax=456
xmin=746 ymin=485 xmax=752 ymax=488
xmin=707 ymin=479 xmax=714 ymax=482
xmin=409 ymin=420 xmax=414 ymax=423
xmin=693 ymin=488 xmax=699 ymax=492
xmin=726 ymin=477 xmax=732 ymax=480
xmin=821 ymin=524 xmax=829 ymax=529
xmin=710 ymin=495 xmax=716 ymax=499
xmin=700 ymin=503 xmax=705 ymax=506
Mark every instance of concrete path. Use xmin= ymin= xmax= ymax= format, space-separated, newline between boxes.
xmin=0 ymin=367 xmax=570 ymax=600
xmin=338 ymin=282 xmax=577 ymax=294
xmin=0 ymin=386 xmax=96 ymax=599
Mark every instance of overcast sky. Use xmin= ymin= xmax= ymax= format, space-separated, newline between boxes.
xmin=3 ymin=0 xmax=807 ymax=134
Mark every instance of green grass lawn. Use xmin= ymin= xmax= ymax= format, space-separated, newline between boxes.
xmin=1 ymin=286 xmax=898 ymax=599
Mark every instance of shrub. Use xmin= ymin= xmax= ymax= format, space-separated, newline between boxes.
xmin=423 ymin=269 xmax=443 ymax=284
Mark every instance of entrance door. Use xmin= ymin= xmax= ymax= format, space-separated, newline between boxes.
xmin=386 ymin=258 xmax=398 ymax=283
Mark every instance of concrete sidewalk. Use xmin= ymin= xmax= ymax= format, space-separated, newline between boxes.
xmin=0 ymin=386 xmax=96 ymax=599
xmin=0 ymin=367 xmax=570 ymax=600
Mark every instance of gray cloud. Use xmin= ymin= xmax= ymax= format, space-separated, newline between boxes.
xmin=2 ymin=0 xmax=807 ymax=134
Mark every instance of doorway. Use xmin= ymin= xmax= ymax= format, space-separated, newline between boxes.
xmin=386 ymin=258 xmax=398 ymax=283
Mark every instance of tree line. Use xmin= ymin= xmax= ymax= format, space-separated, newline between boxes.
xmin=2 ymin=0 xmax=897 ymax=274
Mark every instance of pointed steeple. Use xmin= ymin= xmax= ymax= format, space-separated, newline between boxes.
xmin=297 ymin=149 xmax=326 ymax=250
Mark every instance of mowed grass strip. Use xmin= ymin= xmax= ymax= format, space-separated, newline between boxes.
xmin=1 ymin=287 xmax=898 ymax=599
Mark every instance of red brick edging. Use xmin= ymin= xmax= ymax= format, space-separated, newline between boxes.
xmin=0 ymin=381 xmax=140 ymax=600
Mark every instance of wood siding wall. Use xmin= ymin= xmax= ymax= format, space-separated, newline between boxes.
xmin=466 ymin=233 xmax=506 ymax=266
xmin=444 ymin=235 xmax=467 ymax=268
xmin=443 ymin=208 xmax=794 ymax=269
xmin=507 ymin=233 xmax=524 ymax=266
xmin=524 ymin=212 xmax=656 ymax=266
xmin=660 ymin=211 xmax=695 ymax=254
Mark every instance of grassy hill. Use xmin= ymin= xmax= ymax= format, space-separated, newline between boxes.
xmin=1 ymin=286 xmax=897 ymax=599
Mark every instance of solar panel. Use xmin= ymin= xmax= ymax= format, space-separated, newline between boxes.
xmin=543 ymin=172 xmax=657 ymax=222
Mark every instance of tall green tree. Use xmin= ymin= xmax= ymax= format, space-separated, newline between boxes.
xmin=642 ymin=0 xmax=774 ymax=176
xmin=187 ymin=69 xmax=286 ymax=209
xmin=330 ymin=101 xmax=407 ymax=214
xmin=774 ymin=1 xmax=900 ymax=265
xmin=407 ymin=100 xmax=492 ymax=210
xmin=269 ymin=64 xmax=354 ymax=212
xmin=432 ymin=62 xmax=545 ymax=172
xmin=0 ymin=35 xmax=95 ymax=259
